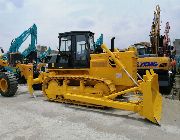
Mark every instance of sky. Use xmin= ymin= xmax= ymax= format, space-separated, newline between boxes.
xmin=0 ymin=0 xmax=180 ymax=52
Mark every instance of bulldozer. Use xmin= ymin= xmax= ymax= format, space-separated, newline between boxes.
xmin=27 ymin=31 xmax=162 ymax=124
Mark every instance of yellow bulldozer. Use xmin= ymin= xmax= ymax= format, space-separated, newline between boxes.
xmin=27 ymin=31 xmax=162 ymax=124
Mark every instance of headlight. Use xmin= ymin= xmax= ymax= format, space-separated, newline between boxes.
xmin=168 ymin=71 xmax=172 ymax=74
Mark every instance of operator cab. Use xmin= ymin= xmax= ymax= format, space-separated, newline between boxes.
xmin=8 ymin=52 xmax=23 ymax=67
xmin=48 ymin=31 xmax=95 ymax=69
xmin=135 ymin=45 xmax=157 ymax=57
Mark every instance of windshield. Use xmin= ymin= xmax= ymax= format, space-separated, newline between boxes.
xmin=48 ymin=55 xmax=57 ymax=63
xmin=137 ymin=45 xmax=152 ymax=55
xmin=138 ymin=48 xmax=146 ymax=55
xmin=60 ymin=36 xmax=71 ymax=51
xmin=76 ymin=35 xmax=87 ymax=60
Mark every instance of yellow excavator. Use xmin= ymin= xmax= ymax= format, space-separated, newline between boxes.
xmin=133 ymin=5 xmax=174 ymax=93
xmin=27 ymin=31 xmax=162 ymax=124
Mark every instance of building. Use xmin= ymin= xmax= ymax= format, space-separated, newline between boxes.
xmin=174 ymin=39 xmax=180 ymax=55
xmin=36 ymin=45 xmax=47 ymax=52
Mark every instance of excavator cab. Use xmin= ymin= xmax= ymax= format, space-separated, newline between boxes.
xmin=8 ymin=52 xmax=23 ymax=67
xmin=48 ymin=31 xmax=95 ymax=69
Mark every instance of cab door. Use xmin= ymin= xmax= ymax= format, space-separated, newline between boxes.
xmin=74 ymin=34 xmax=90 ymax=68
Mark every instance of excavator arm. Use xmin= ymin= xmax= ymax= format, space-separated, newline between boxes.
xmin=38 ymin=47 xmax=52 ymax=62
xmin=7 ymin=24 xmax=37 ymax=58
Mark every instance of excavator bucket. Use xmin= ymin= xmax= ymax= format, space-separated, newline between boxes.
xmin=139 ymin=70 xmax=162 ymax=124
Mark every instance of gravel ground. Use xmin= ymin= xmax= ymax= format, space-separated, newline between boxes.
xmin=0 ymin=85 xmax=180 ymax=140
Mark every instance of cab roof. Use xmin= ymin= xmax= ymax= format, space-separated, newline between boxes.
xmin=58 ymin=31 xmax=94 ymax=38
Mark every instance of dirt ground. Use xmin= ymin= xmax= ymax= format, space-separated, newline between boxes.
xmin=0 ymin=85 xmax=180 ymax=140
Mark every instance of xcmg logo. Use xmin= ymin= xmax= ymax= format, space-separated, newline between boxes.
xmin=138 ymin=62 xmax=158 ymax=67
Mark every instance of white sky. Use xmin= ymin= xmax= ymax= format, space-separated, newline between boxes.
xmin=0 ymin=0 xmax=180 ymax=52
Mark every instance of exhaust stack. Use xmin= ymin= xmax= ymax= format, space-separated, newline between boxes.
xmin=111 ymin=37 xmax=115 ymax=52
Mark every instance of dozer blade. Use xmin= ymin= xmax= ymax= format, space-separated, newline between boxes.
xmin=139 ymin=70 xmax=162 ymax=124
